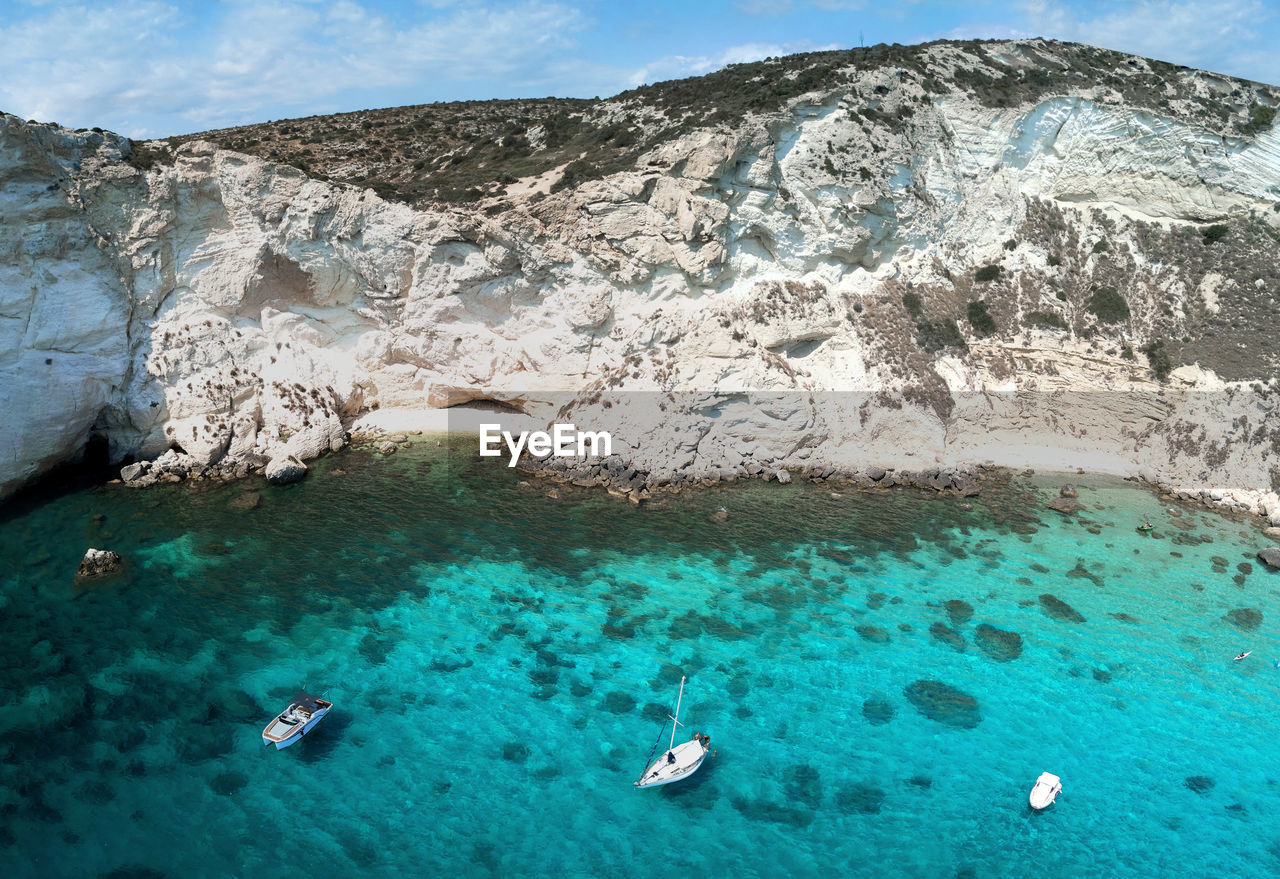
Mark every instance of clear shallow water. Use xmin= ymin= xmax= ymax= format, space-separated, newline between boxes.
xmin=2 ymin=443 xmax=1280 ymax=878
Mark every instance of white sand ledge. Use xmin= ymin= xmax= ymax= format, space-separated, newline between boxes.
xmin=348 ymin=405 xmax=543 ymax=437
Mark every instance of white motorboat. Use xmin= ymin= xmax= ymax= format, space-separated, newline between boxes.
xmin=262 ymin=691 xmax=332 ymax=749
xmin=1029 ymin=771 xmax=1062 ymax=810
xmin=635 ymin=676 xmax=710 ymax=789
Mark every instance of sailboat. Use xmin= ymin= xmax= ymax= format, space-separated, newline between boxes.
xmin=634 ymin=676 xmax=710 ymax=789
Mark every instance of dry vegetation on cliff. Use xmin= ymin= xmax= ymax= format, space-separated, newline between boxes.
xmin=144 ymin=39 xmax=1280 ymax=210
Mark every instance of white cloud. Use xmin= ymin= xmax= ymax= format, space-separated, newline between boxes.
xmin=1022 ymin=0 xmax=1280 ymax=84
xmin=937 ymin=23 xmax=1035 ymax=41
xmin=0 ymin=0 xmax=598 ymax=136
xmin=628 ymin=40 xmax=840 ymax=88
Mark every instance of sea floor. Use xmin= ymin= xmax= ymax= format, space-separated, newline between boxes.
xmin=2 ymin=441 xmax=1279 ymax=878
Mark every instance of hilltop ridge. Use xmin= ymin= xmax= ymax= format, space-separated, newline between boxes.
xmin=149 ymin=39 xmax=1280 ymax=207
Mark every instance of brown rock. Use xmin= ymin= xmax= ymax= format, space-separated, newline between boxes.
xmin=1046 ymin=497 xmax=1081 ymax=514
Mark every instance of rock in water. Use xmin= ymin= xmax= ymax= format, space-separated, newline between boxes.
xmin=903 ymin=680 xmax=981 ymax=729
xmin=119 ymin=462 xmax=147 ymax=483
xmin=775 ymin=470 xmax=792 ymax=485
xmin=1258 ymin=547 xmax=1280 ymax=569
xmin=854 ymin=625 xmax=890 ymax=644
xmin=929 ymin=622 xmax=966 ymax=652
xmin=76 ymin=548 xmax=123 ymax=579
xmin=1039 ymin=593 xmax=1086 ymax=623
xmin=265 ymin=455 xmax=307 ymax=485
xmin=229 ymin=491 xmax=261 ymax=511
xmin=378 ymin=441 xmax=397 ymax=455
xmin=944 ymin=599 xmax=973 ymax=626
xmin=1224 ymin=608 xmax=1262 ymax=631
xmin=1046 ymin=497 xmax=1081 ymax=514
xmin=861 ymin=697 xmax=895 ymax=725
xmin=1185 ymin=775 xmax=1215 ymax=794
xmin=974 ymin=623 xmax=1022 ymax=661
xmin=1060 ymin=484 xmax=1078 ymax=498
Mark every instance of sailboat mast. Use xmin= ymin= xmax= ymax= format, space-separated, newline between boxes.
xmin=668 ymin=676 xmax=686 ymax=749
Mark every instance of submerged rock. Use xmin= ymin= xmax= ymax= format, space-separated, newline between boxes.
xmin=929 ymin=622 xmax=966 ymax=652
xmin=1046 ymin=497 xmax=1081 ymax=514
xmin=1224 ymin=607 xmax=1263 ymax=631
xmin=1067 ymin=560 xmax=1105 ymax=587
xmin=903 ymin=680 xmax=981 ymax=729
xmin=1039 ymin=593 xmax=1086 ymax=623
xmin=944 ymin=599 xmax=973 ymax=626
xmin=76 ymin=548 xmax=123 ymax=579
xmin=783 ymin=764 xmax=824 ymax=809
xmin=229 ymin=491 xmax=261 ymax=511
xmin=974 ymin=623 xmax=1022 ymax=661
xmin=855 ymin=624 xmax=891 ymax=644
xmin=1185 ymin=775 xmax=1215 ymax=794
xmin=601 ymin=691 xmax=636 ymax=714
xmin=862 ymin=697 xmax=895 ymax=725
xmin=835 ymin=781 xmax=885 ymax=814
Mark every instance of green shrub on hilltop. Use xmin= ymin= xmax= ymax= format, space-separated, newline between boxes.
xmin=1142 ymin=340 xmax=1172 ymax=381
xmin=1243 ymin=104 xmax=1276 ymax=135
xmin=974 ymin=264 xmax=1002 ymax=283
xmin=902 ymin=291 xmax=923 ymax=316
xmin=1087 ymin=286 xmax=1130 ymax=323
xmin=966 ymin=300 xmax=996 ymax=336
xmin=1026 ymin=310 xmax=1067 ymax=330
xmin=916 ymin=318 xmax=967 ymax=353
xmin=1202 ymin=224 xmax=1229 ymax=245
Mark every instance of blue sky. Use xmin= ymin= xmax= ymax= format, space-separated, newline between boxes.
xmin=1 ymin=0 xmax=1275 ymax=138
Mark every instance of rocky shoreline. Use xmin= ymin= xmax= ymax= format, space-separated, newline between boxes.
xmin=517 ymin=452 xmax=983 ymax=503
xmin=105 ymin=420 xmax=1280 ymax=541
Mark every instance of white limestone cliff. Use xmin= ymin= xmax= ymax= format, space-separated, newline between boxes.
xmin=1 ymin=38 xmax=1278 ymax=522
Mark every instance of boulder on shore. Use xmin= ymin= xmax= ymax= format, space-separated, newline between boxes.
xmin=775 ymin=470 xmax=792 ymax=485
xmin=77 ymin=548 xmax=123 ymax=579
xmin=265 ymin=455 xmax=308 ymax=485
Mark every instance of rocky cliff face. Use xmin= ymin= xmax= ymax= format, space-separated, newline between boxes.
xmin=2 ymin=39 xmax=1279 ymax=522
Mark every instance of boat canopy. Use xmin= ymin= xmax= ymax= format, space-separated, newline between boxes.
xmin=290 ymin=691 xmax=322 ymax=711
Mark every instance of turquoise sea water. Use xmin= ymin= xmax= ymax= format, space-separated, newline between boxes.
xmin=2 ymin=442 xmax=1280 ymax=878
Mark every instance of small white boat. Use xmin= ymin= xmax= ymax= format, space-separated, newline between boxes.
xmin=262 ymin=691 xmax=332 ymax=749
xmin=1029 ymin=771 xmax=1062 ymax=810
xmin=635 ymin=676 xmax=710 ymax=789
xmin=1234 ymin=651 xmax=1252 ymax=662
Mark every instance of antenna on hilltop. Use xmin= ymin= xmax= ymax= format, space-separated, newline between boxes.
xmin=859 ymin=30 xmax=864 ymax=48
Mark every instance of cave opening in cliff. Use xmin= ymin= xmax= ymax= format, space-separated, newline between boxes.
xmin=446 ymin=398 xmax=526 ymax=415
xmin=82 ymin=433 xmax=111 ymax=471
